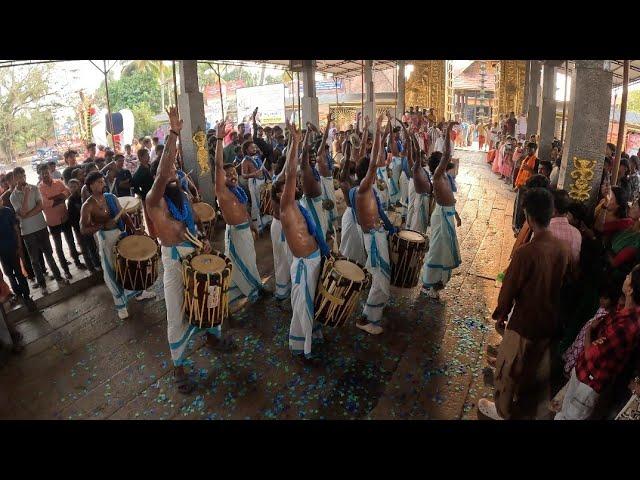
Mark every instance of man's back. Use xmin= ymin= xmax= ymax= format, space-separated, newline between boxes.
xmin=497 ymin=231 xmax=571 ymax=340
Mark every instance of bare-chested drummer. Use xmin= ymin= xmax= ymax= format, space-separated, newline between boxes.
xmin=310 ymin=113 xmax=338 ymax=236
xmin=300 ymin=130 xmax=330 ymax=242
xmin=80 ymin=172 xmax=156 ymax=321
xmin=215 ymin=120 xmax=270 ymax=306
xmin=353 ymin=113 xmax=398 ymax=335
xmin=279 ymin=122 xmax=330 ymax=366
xmin=241 ymin=107 xmax=272 ymax=234
xmin=339 ymin=134 xmax=366 ymax=265
xmin=145 ymin=107 xmax=233 ymax=395
xmin=409 ymin=133 xmax=433 ymax=235
xmin=421 ymin=122 xmax=462 ymax=300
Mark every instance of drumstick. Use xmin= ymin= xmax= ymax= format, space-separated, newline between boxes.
xmin=184 ymin=230 xmax=204 ymax=249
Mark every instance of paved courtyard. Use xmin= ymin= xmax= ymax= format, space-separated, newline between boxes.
xmin=0 ymin=149 xmax=516 ymax=420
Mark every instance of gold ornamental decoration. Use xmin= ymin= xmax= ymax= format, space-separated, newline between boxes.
xmin=496 ymin=60 xmax=527 ymax=120
xmin=568 ymin=157 xmax=596 ymax=202
xmin=405 ymin=61 xmax=446 ymax=123
xmin=192 ymin=129 xmax=209 ymax=174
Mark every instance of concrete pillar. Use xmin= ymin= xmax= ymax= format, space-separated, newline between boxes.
xmin=301 ymin=60 xmax=319 ymax=127
xmin=558 ymin=60 xmax=613 ymax=208
xmin=538 ymin=61 xmax=560 ymax=159
xmin=178 ymin=60 xmax=214 ymax=206
xmin=397 ymin=60 xmax=406 ymax=119
xmin=526 ymin=61 xmax=542 ymax=140
xmin=363 ymin=60 xmax=376 ymax=126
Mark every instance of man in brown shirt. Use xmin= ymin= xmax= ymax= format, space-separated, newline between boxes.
xmin=478 ymin=187 xmax=572 ymax=420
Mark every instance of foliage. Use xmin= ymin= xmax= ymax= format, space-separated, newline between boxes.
xmin=95 ymin=69 xmax=162 ymax=113
xmin=0 ymin=64 xmax=61 ymax=160
xmin=131 ymin=102 xmax=157 ymax=138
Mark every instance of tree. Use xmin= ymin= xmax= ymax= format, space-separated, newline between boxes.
xmin=0 ymin=64 xmax=61 ymax=160
xmin=121 ymin=61 xmax=172 ymax=110
xmin=131 ymin=103 xmax=157 ymax=138
xmin=95 ymin=70 xmax=162 ymax=114
xmin=624 ymin=90 xmax=640 ymax=113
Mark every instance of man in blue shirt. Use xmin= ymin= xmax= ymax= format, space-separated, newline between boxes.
xmin=0 ymin=205 xmax=37 ymax=315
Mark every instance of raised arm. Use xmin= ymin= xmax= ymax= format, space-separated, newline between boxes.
xmin=359 ymin=113 xmax=384 ymax=192
xmin=434 ymin=122 xmax=456 ymax=179
xmin=213 ymin=121 xmax=227 ymax=195
xmin=281 ymin=124 xmax=301 ymax=208
xmin=146 ymin=107 xmax=183 ymax=207
xmin=340 ymin=141 xmax=352 ymax=183
xmin=356 ymin=115 xmax=370 ymax=161
xmin=412 ymin=135 xmax=431 ymax=194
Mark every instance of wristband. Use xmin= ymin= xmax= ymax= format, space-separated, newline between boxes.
xmin=216 ymin=137 xmax=224 ymax=141
xmin=170 ymin=129 xmax=180 ymax=137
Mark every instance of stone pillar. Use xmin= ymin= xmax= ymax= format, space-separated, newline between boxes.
xmin=558 ymin=60 xmax=613 ymax=208
xmin=526 ymin=61 xmax=542 ymax=140
xmin=538 ymin=61 xmax=561 ymax=159
xmin=178 ymin=60 xmax=214 ymax=206
xmin=301 ymin=60 xmax=319 ymax=127
xmin=522 ymin=61 xmax=531 ymax=114
xmin=363 ymin=60 xmax=376 ymax=125
xmin=397 ymin=60 xmax=406 ymax=118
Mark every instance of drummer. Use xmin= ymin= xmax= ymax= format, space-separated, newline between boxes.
xmin=300 ymin=129 xmax=330 ymax=242
xmin=353 ymin=112 xmax=398 ymax=335
xmin=421 ymin=122 xmax=462 ymax=300
xmin=339 ymin=136 xmax=367 ymax=265
xmin=145 ymin=107 xmax=232 ymax=396
xmin=311 ymin=113 xmax=337 ymax=236
xmin=214 ymin=120 xmax=270 ymax=307
xmin=270 ymin=178 xmax=294 ymax=311
xmin=241 ymin=108 xmax=272 ymax=234
xmin=279 ymin=122 xmax=330 ymax=366
xmin=409 ymin=133 xmax=433 ymax=235
xmin=80 ymin=172 xmax=156 ymax=321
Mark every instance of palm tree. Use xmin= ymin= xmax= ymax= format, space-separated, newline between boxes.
xmin=121 ymin=60 xmax=172 ymax=110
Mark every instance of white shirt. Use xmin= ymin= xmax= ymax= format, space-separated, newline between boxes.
xmin=517 ymin=115 xmax=527 ymax=136
xmin=434 ymin=137 xmax=455 ymax=155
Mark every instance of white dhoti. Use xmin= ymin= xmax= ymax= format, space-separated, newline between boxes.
xmin=421 ymin=204 xmax=461 ymax=289
xmin=389 ymin=156 xmax=402 ymax=204
xmin=406 ymin=178 xmax=416 ymax=228
xmin=339 ymin=206 xmax=367 ymax=265
xmin=225 ymin=222 xmax=263 ymax=305
xmin=162 ymin=241 xmax=221 ymax=367
xmin=270 ymin=218 xmax=293 ymax=300
xmin=96 ymin=228 xmax=140 ymax=314
xmin=362 ymin=227 xmax=391 ymax=326
xmin=375 ymin=167 xmax=391 ymax=210
xmin=409 ymin=193 xmax=432 ymax=235
xmin=301 ymin=194 xmax=329 ymax=241
xmin=288 ymin=249 xmax=323 ymax=357
xmin=248 ymin=176 xmax=272 ymax=233
xmin=320 ymin=176 xmax=337 ymax=234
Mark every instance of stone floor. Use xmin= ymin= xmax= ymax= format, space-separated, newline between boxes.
xmin=0 ymin=150 xmax=516 ymax=420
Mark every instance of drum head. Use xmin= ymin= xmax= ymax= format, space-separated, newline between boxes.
xmin=334 ymin=259 xmax=365 ymax=282
xmin=119 ymin=196 xmax=141 ymax=212
xmin=191 ymin=254 xmax=226 ymax=274
xmin=398 ymin=230 xmax=425 ymax=243
xmin=118 ymin=235 xmax=157 ymax=261
xmin=193 ymin=202 xmax=215 ymax=222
